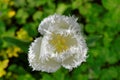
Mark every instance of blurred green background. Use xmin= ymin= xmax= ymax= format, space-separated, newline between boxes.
xmin=0 ymin=0 xmax=120 ymax=80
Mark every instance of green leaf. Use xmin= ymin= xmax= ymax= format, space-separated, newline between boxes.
xmin=101 ymin=67 xmax=118 ymax=80
xmin=102 ymin=0 xmax=120 ymax=10
xmin=53 ymin=69 xmax=65 ymax=80
xmin=33 ymin=11 xmax=43 ymax=21
xmin=87 ymin=35 xmax=102 ymax=47
xmin=79 ymin=3 xmax=103 ymax=18
xmin=72 ymin=0 xmax=82 ymax=9
xmin=27 ymin=0 xmax=36 ymax=7
xmin=56 ymin=3 xmax=68 ymax=14
xmin=27 ymin=0 xmax=47 ymax=7
xmin=85 ymin=24 xmax=96 ymax=33
xmin=112 ymin=37 xmax=120 ymax=60
xmin=2 ymin=27 xmax=16 ymax=37
xmin=112 ymin=8 xmax=120 ymax=23
xmin=16 ymin=9 xmax=29 ymax=24
xmin=3 ymin=37 xmax=30 ymax=53
xmin=0 ymin=20 xmax=5 ymax=35
xmin=14 ymin=0 xmax=26 ymax=7
xmin=103 ymin=32 xmax=113 ymax=47
xmin=0 ymin=39 xmax=3 ymax=49
xmin=43 ymin=0 xmax=55 ymax=15
xmin=18 ymin=74 xmax=35 ymax=80
xmin=24 ymin=22 xmax=38 ymax=37
xmin=8 ymin=64 xmax=26 ymax=75
xmin=42 ymin=74 xmax=53 ymax=80
xmin=77 ymin=74 xmax=88 ymax=80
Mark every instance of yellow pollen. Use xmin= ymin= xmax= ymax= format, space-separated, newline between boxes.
xmin=49 ymin=33 xmax=77 ymax=53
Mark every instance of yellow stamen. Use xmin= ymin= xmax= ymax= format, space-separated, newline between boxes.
xmin=49 ymin=33 xmax=77 ymax=53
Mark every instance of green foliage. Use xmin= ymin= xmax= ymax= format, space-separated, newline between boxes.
xmin=0 ymin=0 xmax=120 ymax=80
xmin=3 ymin=37 xmax=30 ymax=53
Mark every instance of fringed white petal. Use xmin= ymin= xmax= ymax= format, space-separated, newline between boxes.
xmin=28 ymin=37 xmax=60 ymax=72
xmin=62 ymin=54 xmax=79 ymax=70
xmin=38 ymin=14 xmax=81 ymax=35
xmin=60 ymin=37 xmax=87 ymax=70
xmin=62 ymin=48 xmax=87 ymax=70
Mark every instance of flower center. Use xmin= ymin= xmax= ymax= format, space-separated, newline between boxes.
xmin=49 ymin=33 xmax=77 ymax=53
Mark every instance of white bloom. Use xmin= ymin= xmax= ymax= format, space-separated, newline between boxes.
xmin=28 ymin=14 xmax=88 ymax=73
xmin=28 ymin=37 xmax=60 ymax=72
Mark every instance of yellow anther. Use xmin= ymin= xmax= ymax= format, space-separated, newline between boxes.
xmin=49 ymin=33 xmax=77 ymax=53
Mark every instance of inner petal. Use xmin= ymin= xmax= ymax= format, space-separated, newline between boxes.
xmin=49 ymin=33 xmax=77 ymax=53
xmin=54 ymin=20 xmax=69 ymax=29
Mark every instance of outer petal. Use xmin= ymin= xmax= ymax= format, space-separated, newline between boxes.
xmin=62 ymin=53 xmax=87 ymax=70
xmin=38 ymin=14 xmax=80 ymax=35
xmin=61 ymin=35 xmax=88 ymax=70
xmin=28 ymin=37 xmax=60 ymax=72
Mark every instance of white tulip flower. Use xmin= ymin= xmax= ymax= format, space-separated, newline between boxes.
xmin=28 ymin=14 xmax=88 ymax=73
